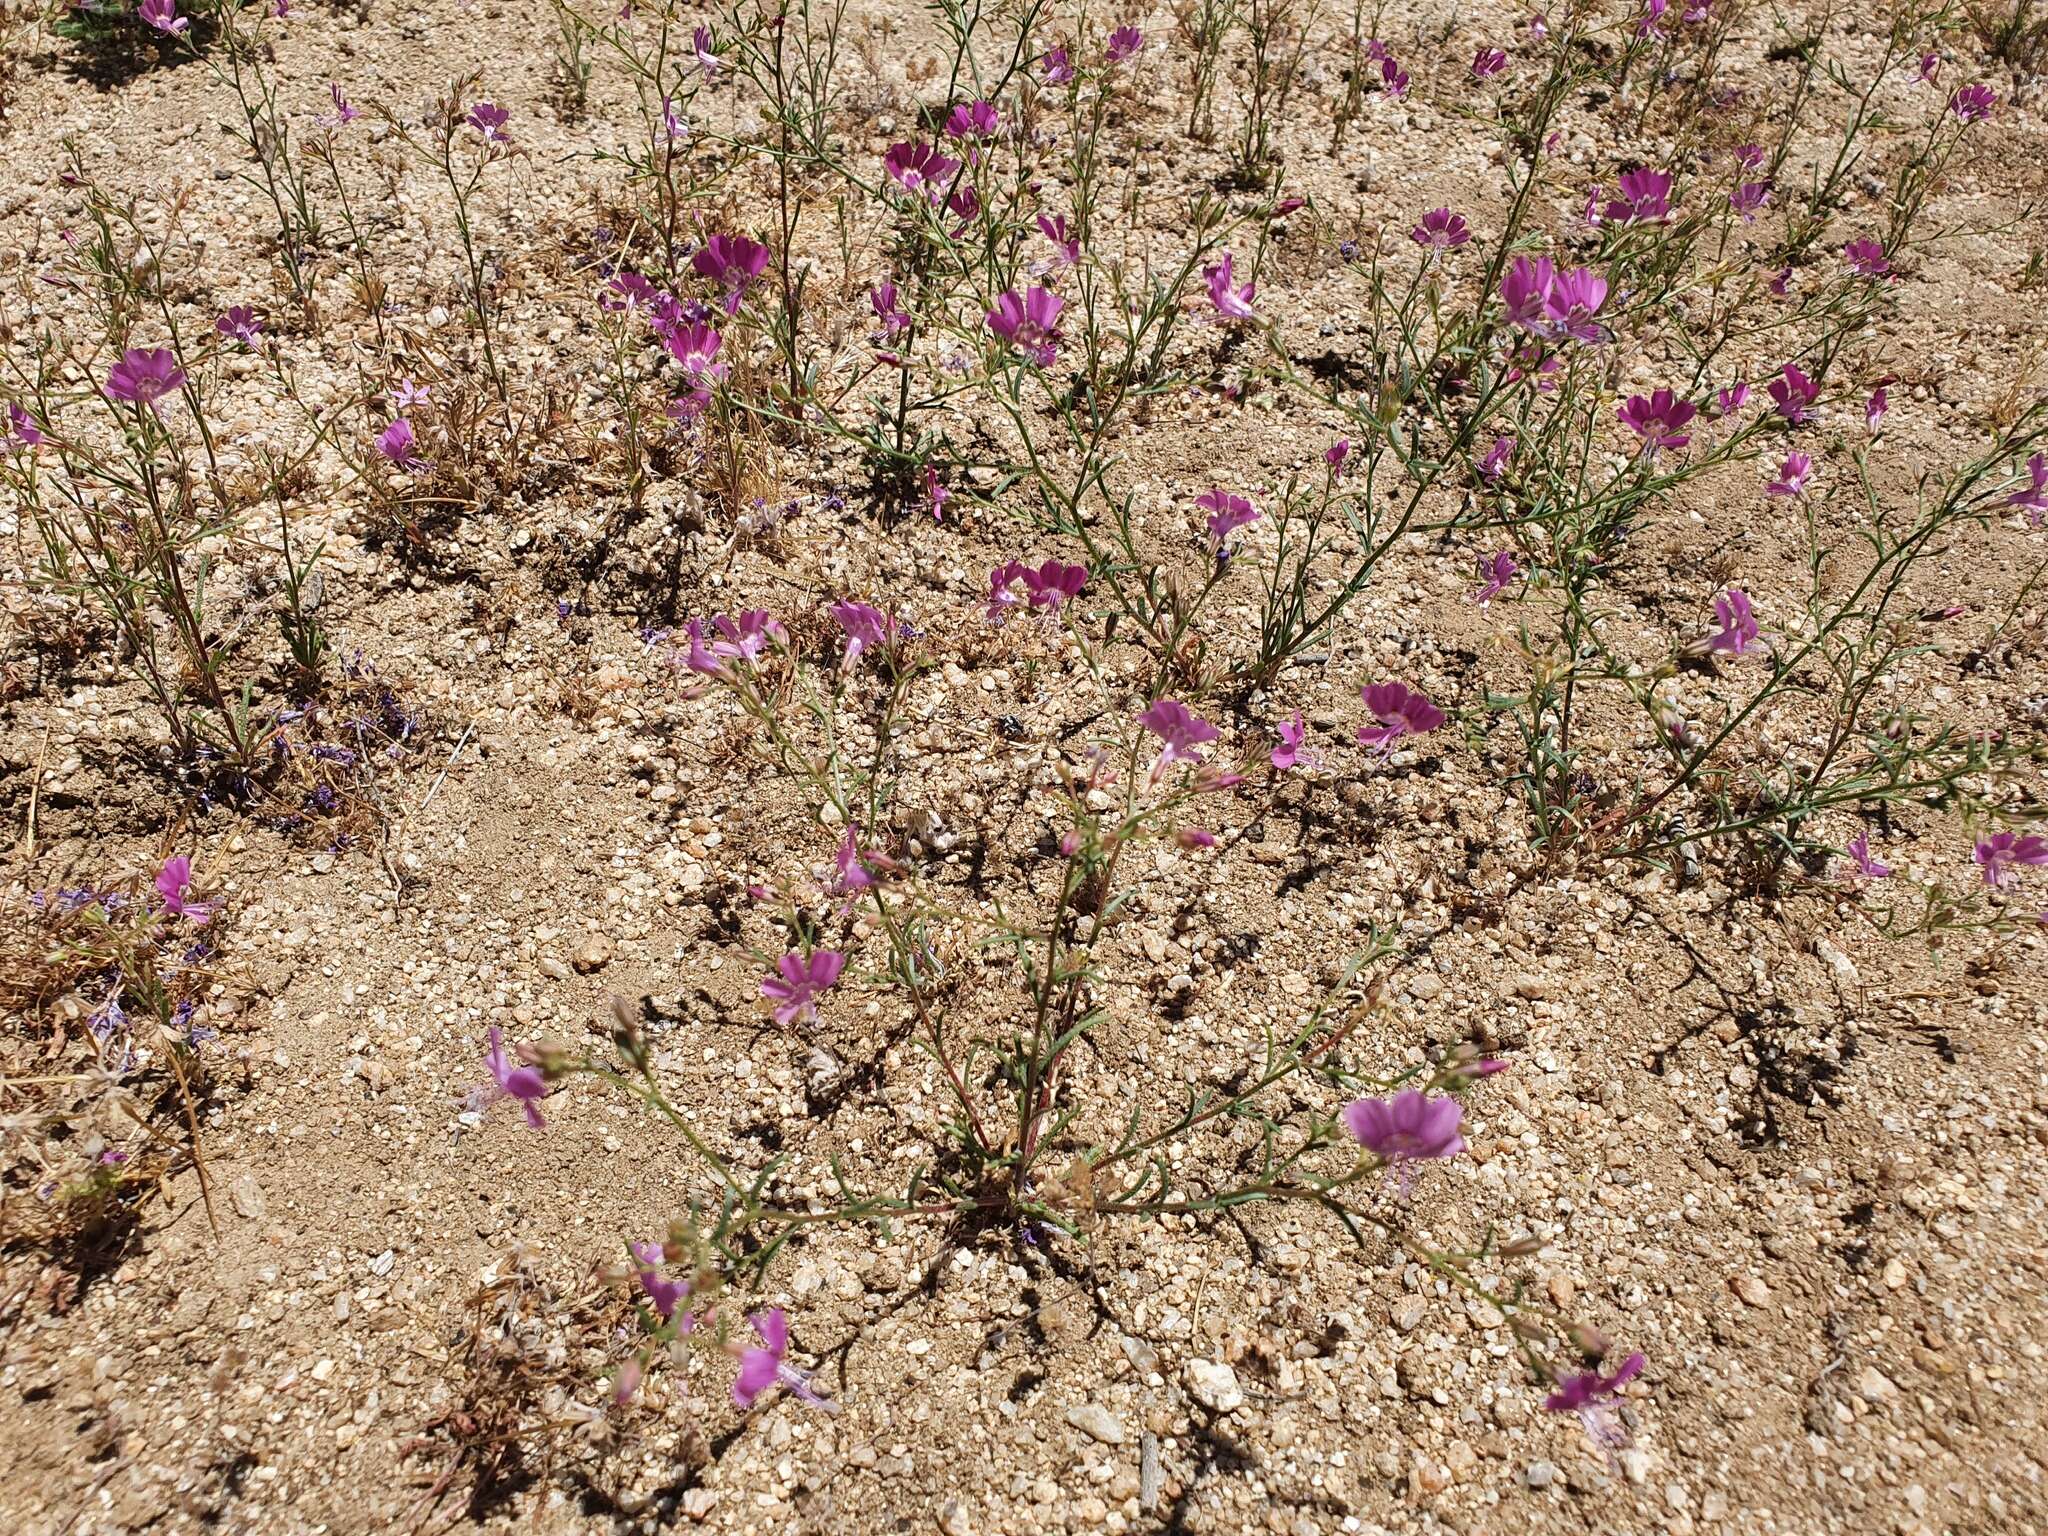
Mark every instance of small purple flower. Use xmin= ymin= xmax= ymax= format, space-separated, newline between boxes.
xmin=2007 ymin=453 xmax=2048 ymax=525
xmin=1499 ymin=256 xmax=1554 ymax=333
xmin=694 ymin=23 xmax=722 ymax=78
xmin=1019 ymin=559 xmax=1088 ymax=612
xmin=869 ymin=282 xmax=910 ymax=337
xmin=104 ymin=347 xmax=185 ymax=411
xmin=1472 ymin=550 xmax=1521 ymax=605
xmin=1105 ymin=25 xmax=1143 ymax=63
xmin=1410 ymin=207 xmax=1471 ymax=250
xmin=1546 ymin=1352 xmax=1645 ymax=1452
xmin=1617 ymin=388 xmax=1697 ymax=455
xmin=1766 ymin=451 xmax=1812 ymax=498
xmin=631 ymin=1240 xmax=688 ymax=1320
xmin=1036 ymin=213 xmax=1080 ymax=267
xmin=1041 ymin=47 xmax=1074 ymax=85
xmin=467 ymin=102 xmax=511 ymax=143
xmin=1197 ymin=487 xmax=1260 ymax=547
xmin=1975 ymin=831 xmax=2048 ymax=888
xmin=1357 ymin=682 xmax=1445 ymax=751
xmin=1844 ymin=832 xmax=1891 ymax=882
xmin=1204 ymin=253 xmax=1257 ymax=321
xmin=1706 ymin=588 xmax=1759 ymax=657
xmin=1471 ymin=47 xmax=1508 ymax=78
xmin=4 ymin=403 xmax=43 ymax=454
xmin=1715 ymin=381 xmax=1750 ymax=417
xmin=1270 ymin=711 xmax=1320 ymax=773
xmin=733 ymin=1309 xmax=832 ymax=1411
xmin=155 ymin=855 xmax=213 ymax=924
xmin=1544 ymin=266 xmax=1609 ymax=343
xmin=945 ymin=99 xmax=1000 ymax=139
xmin=215 ymin=306 xmax=262 ymax=346
xmin=1865 ymin=387 xmax=1888 ymax=435
xmin=1140 ymin=699 xmax=1219 ymax=766
xmin=884 ymin=141 xmax=962 ymax=202
xmin=1949 ymin=84 xmax=1996 ymax=123
xmin=1343 ymin=1090 xmax=1465 ymax=1196
xmin=391 ymin=377 xmax=430 ymax=409
xmin=484 ymin=1026 xmax=547 ymax=1128
xmin=377 ymin=418 xmax=424 ymax=469
xmin=692 ymin=234 xmax=770 ymax=310
xmin=985 ymin=286 xmax=1065 ymax=367
xmin=139 ymin=0 xmax=187 ymax=34
xmin=761 ymin=950 xmax=846 ymax=1027
xmin=665 ymin=321 xmax=727 ymax=380
xmin=707 ymin=609 xmax=784 ymax=664
xmin=1729 ymin=180 xmax=1771 ymax=221
xmin=1478 ymin=435 xmax=1516 ymax=480
xmin=1843 ymin=239 xmax=1890 ymax=279
xmin=1604 ymin=167 xmax=1671 ymax=224
xmin=831 ymin=601 xmax=899 ymax=665
xmin=1768 ymin=363 xmax=1819 ymax=424
xmin=832 ymin=824 xmax=882 ymax=895
xmin=318 ymin=83 xmax=360 ymax=128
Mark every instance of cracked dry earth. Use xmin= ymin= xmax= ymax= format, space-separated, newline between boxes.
xmin=2 ymin=1 xmax=2048 ymax=1535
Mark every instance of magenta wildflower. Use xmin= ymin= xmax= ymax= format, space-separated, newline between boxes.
xmin=732 ymin=1309 xmax=831 ymax=1411
xmin=1343 ymin=1090 xmax=1465 ymax=1196
xmin=1715 ymin=381 xmax=1750 ymax=416
xmin=869 ymin=282 xmax=910 ymax=336
xmin=924 ymin=464 xmax=949 ymax=521
xmin=1377 ymin=55 xmax=1410 ymax=95
xmin=1546 ymin=1352 xmax=1645 ymax=1451
xmin=1499 ymin=256 xmax=1554 ymax=332
xmin=104 ymin=347 xmax=185 ymax=411
xmin=986 ymin=560 xmax=1029 ymax=623
xmin=1357 ymin=682 xmax=1445 ymax=751
xmin=1729 ymin=180 xmax=1770 ymax=221
xmin=985 ymin=286 xmax=1065 ymax=366
xmin=683 ymin=621 xmax=724 ymax=678
xmin=1844 ymin=832 xmax=1891 ymax=882
xmin=1019 ymin=558 xmax=1088 ymax=611
xmin=1140 ymin=699 xmax=1219 ymax=766
xmin=1768 ymin=363 xmax=1819 ymax=424
xmin=1545 ymin=266 xmax=1610 ymax=343
xmin=155 ymin=855 xmax=213 ymax=924
xmin=2007 ymin=453 xmax=2048 ymax=524
xmin=1706 ymin=588 xmax=1759 ymax=657
xmin=1175 ymin=826 xmax=1217 ymax=850
xmin=707 ymin=609 xmax=784 ymax=664
xmin=831 ymin=601 xmax=899 ymax=665
xmin=319 ymin=82 xmax=360 ymax=128
xmin=1866 ymin=387 xmax=1888 ymax=435
xmin=832 ymin=824 xmax=882 ymax=895
xmin=1768 ymin=265 xmax=1793 ymax=297
xmin=1471 ymin=46 xmax=1508 ymax=78
xmin=1766 ymin=451 xmax=1812 ymax=498
xmin=139 ymin=0 xmax=187 ymax=34
xmin=377 ymin=418 xmax=424 ymax=469
xmin=1916 ymin=52 xmax=1940 ymax=85
xmin=1617 ymin=388 xmax=1697 ymax=455
xmin=692 ymin=235 xmax=770 ymax=309
xmin=1948 ymin=84 xmax=1996 ymax=123
xmin=1326 ymin=438 xmax=1351 ymax=472
xmin=1636 ymin=0 xmax=1668 ymax=38
xmin=1472 ymin=549 xmax=1521 ymax=605
xmin=1041 ymin=47 xmax=1074 ymax=85
xmin=884 ymin=141 xmax=961 ymax=201
xmin=1604 ymin=167 xmax=1671 ymax=224
xmin=1733 ymin=144 xmax=1766 ymax=171
xmin=693 ymin=23 xmax=722 ymax=78
xmin=1410 ymin=207 xmax=1471 ymax=250
xmin=665 ymin=321 xmax=727 ymax=381
xmin=761 ymin=950 xmax=846 ymax=1027
xmin=391 ymin=377 xmax=430 ymax=409
xmin=215 ymin=306 xmax=261 ymax=346
xmin=467 ymin=102 xmax=511 ymax=143
xmin=1478 ymin=435 xmax=1516 ymax=480
xmin=4 ymin=403 xmax=44 ymax=453
xmin=1204 ymin=253 xmax=1257 ymax=321
xmin=1036 ymin=213 xmax=1080 ymax=267
xmin=1843 ymin=239 xmax=1890 ymax=279
xmin=1197 ymin=487 xmax=1260 ymax=547
xmin=945 ymin=99 xmax=1000 ymax=139
xmin=1975 ymin=831 xmax=2048 ymax=887
xmin=484 ymin=1027 xmax=547 ymax=1128
xmin=1105 ymin=25 xmax=1143 ymax=63
xmin=631 ymin=1241 xmax=689 ymax=1320
xmin=1270 ymin=712 xmax=1317 ymax=772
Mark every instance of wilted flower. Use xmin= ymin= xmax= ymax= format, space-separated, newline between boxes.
xmin=1197 ymin=487 xmax=1260 ymax=547
xmin=1546 ymin=1352 xmax=1646 ymax=1452
xmin=1766 ymin=451 xmax=1812 ymax=498
xmin=761 ymin=950 xmax=846 ymax=1026
xmin=732 ymin=1309 xmax=831 ymax=1410
xmin=484 ymin=1027 xmax=547 ymax=1128
xmin=1357 ymin=682 xmax=1445 ymax=751
xmin=1204 ymin=253 xmax=1257 ymax=321
xmin=1617 ymin=388 xmax=1697 ymax=455
xmin=1975 ymin=831 xmax=2048 ymax=887
xmin=693 ymin=23 xmax=722 ymax=78
xmin=1843 ymin=239 xmax=1890 ymax=279
xmin=1036 ymin=213 xmax=1080 ymax=267
xmin=104 ymin=347 xmax=185 ymax=411
xmin=1410 ymin=207 xmax=1471 ymax=250
xmin=631 ymin=1240 xmax=688 ymax=1320
xmin=155 ymin=855 xmax=213 ymax=924
xmin=1472 ymin=550 xmax=1521 ymax=605
xmin=1140 ymin=699 xmax=1219 ymax=766
xmin=985 ymin=286 xmax=1065 ymax=366
xmin=318 ymin=82 xmax=360 ymax=128
xmin=884 ymin=141 xmax=961 ymax=201
xmin=1706 ymin=588 xmax=1758 ymax=656
xmin=1768 ymin=363 xmax=1819 ymax=423
xmin=1948 ymin=84 xmax=1996 ymax=122
xmin=139 ymin=0 xmax=187 ymax=33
